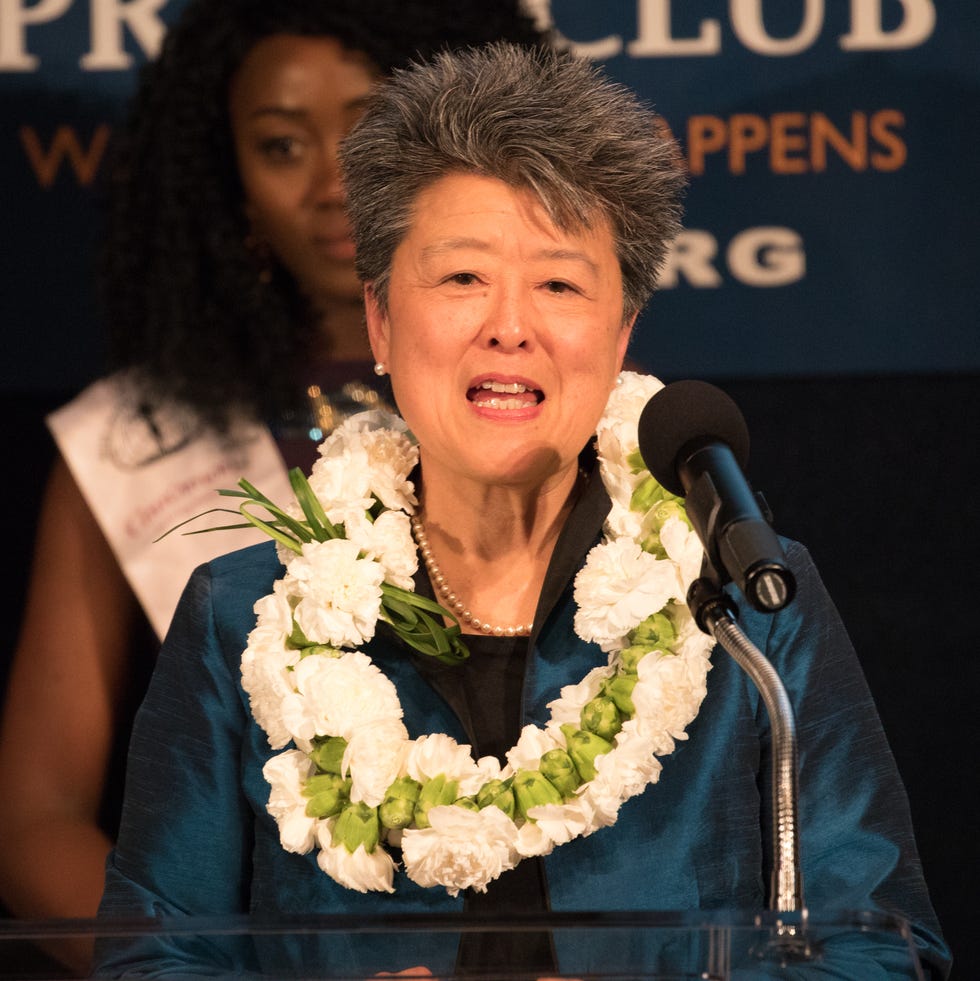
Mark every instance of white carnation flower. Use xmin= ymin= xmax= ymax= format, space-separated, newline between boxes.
xmin=315 ymin=827 xmax=396 ymax=894
xmin=599 ymin=372 xmax=665 ymax=435
xmin=358 ymin=427 xmax=419 ymax=513
xmin=578 ymin=777 xmax=625 ymax=830
xmin=252 ymin=580 xmax=295 ymax=633
xmin=280 ymin=650 xmax=403 ymax=744
xmin=318 ymin=409 xmax=408 ymax=455
xmin=401 ymin=805 xmax=519 ymax=896
xmin=544 ymin=664 xmax=615 ymax=729
xmin=404 ymin=733 xmax=484 ymax=789
xmin=619 ymin=709 xmax=680 ymax=756
xmin=287 ymin=538 xmax=384 ymax=648
xmin=594 ymin=427 xmax=634 ymax=499
xmin=307 ymin=455 xmax=374 ymax=528
xmin=343 ymin=719 xmax=410 ymax=807
xmin=241 ymin=583 xmax=302 ymax=748
xmin=463 ymin=754 xmax=505 ymax=797
xmin=603 ymin=493 xmax=645 ymax=541
xmin=595 ymin=372 xmax=664 ymax=471
xmin=523 ymin=798 xmax=596 ymax=849
xmin=314 ymin=411 xmax=418 ymax=516
xmin=660 ymin=516 xmax=705 ymax=592
xmin=344 ymin=510 xmax=418 ymax=591
xmin=633 ymin=650 xmax=709 ymax=740
xmin=263 ymin=750 xmax=319 ymax=854
xmin=513 ymin=820 xmax=557 ymax=858
xmin=672 ymin=605 xmax=716 ymax=663
xmin=504 ymin=724 xmax=563 ymax=772
xmin=574 ymin=538 xmax=677 ymax=649
xmin=594 ymin=727 xmax=662 ymax=799
xmin=276 ymin=539 xmax=296 ymax=568
xmin=241 ymin=638 xmax=299 ymax=749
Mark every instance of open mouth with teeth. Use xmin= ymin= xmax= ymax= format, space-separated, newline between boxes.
xmin=467 ymin=380 xmax=543 ymax=410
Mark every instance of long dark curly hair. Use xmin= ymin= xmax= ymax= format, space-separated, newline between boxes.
xmin=100 ymin=0 xmax=549 ymax=431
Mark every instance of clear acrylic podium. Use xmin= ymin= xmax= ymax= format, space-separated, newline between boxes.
xmin=0 ymin=909 xmax=927 ymax=979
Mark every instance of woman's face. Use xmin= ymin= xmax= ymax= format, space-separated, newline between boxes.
xmin=229 ymin=34 xmax=379 ymax=309
xmin=366 ymin=172 xmax=634 ymax=492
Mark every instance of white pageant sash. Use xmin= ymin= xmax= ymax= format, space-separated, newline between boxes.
xmin=48 ymin=375 xmax=295 ymax=640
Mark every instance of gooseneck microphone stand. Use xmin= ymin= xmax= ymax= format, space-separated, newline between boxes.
xmin=687 ymin=571 xmax=812 ymax=959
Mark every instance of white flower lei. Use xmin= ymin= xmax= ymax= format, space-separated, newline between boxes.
xmin=237 ymin=372 xmax=714 ymax=896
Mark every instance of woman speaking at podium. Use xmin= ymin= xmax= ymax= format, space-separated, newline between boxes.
xmin=96 ymin=42 xmax=950 ymax=980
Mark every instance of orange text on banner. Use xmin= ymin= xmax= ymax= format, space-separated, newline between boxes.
xmin=19 ymin=123 xmax=111 ymax=187
xmin=684 ymin=110 xmax=906 ymax=175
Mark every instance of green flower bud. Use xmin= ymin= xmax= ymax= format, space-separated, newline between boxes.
xmin=539 ymin=748 xmax=582 ymax=798
xmin=625 ymin=447 xmax=647 ymax=475
xmin=303 ymin=773 xmax=351 ymax=819
xmin=384 ymin=775 xmax=422 ymax=803
xmin=309 ymin=736 xmax=348 ymax=775
xmin=493 ymin=788 xmax=516 ymax=818
xmin=639 ymin=528 xmax=667 ymax=558
xmin=287 ymin=620 xmax=310 ymax=649
xmin=453 ymin=796 xmax=481 ymax=813
xmin=561 ymin=724 xmax=614 ymax=782
xmin=413 ymin=774 xmax=459 ymax=829
xmin=476 ymin=779 xmax=516 ymax=818
xmin=602 ymin=674 xmax=638 ymax=716
xmin=512 ymin=769 xmax=564 ymax=821
xmin=630 ymin=475 xmax=668 ymax=514
xmin=331 ymin=802 xmax=380 ymax=854
xmin=303 ymin=773 xmax=347 ymax=796
xmin=476 ymin=779 xmax=507 ymax=808
xmin=630 ymin=611 xmax=677 ymax=652
xmin=379 ymin=796 xmax=416 ymax=829
xmin=377 ymin=777 xmax=422 ymax=829
xmin=618 ymin=645 xmax=649 ymax=675
xmin=299 ymin=644 xmax=340 ymax=660
xmin=581 ymin=695 xmax=623 ymax=741
xmin=651 ymin=498 xmax=690 ymax=531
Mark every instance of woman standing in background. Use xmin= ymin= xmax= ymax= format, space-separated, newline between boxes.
xmin=0 ymin=2 xmax=549 ymax=972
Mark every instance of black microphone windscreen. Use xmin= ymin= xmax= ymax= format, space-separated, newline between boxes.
xmin=638 ymin=380 xmax=751 ymax=496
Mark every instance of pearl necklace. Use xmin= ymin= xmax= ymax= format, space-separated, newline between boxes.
xmin=410 ymin=515 xmax=533 ymax=638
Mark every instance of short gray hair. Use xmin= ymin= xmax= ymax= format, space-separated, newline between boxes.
xmin=341 ymin=41 xmax=686 ymax=320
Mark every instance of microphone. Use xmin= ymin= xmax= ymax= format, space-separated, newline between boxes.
xmin=637 ymin=380 xmax=795 ymax=614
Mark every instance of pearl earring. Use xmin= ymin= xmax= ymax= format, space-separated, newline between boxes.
xmin=373 ymin=362 xmax=387 ymax=377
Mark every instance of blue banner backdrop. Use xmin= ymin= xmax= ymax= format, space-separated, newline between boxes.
xmin=1 ymin=0 xmax=978 ymax=390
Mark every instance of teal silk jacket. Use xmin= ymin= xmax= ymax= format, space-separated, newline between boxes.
xmin=96 ymin=494 xmax=950 ymax=978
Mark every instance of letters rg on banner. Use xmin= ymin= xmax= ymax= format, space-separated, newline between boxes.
xmin=660 ymin=227 xmax=805 ymax=289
